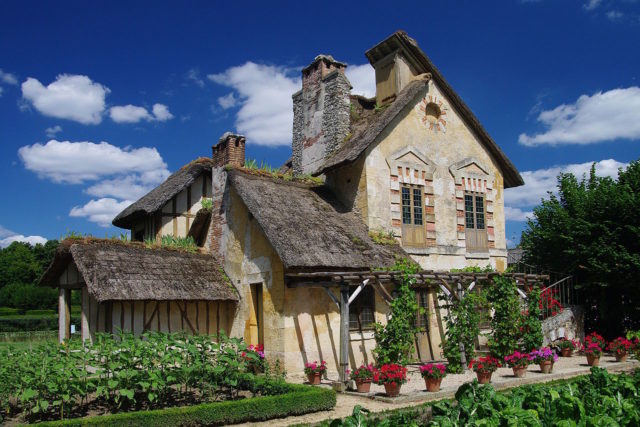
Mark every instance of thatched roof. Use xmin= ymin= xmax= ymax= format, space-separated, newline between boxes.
xmin=228 ymin=169 xmax=405 ymax=270
xmin=112 ymin=157 xmax=214 ymax=229
xmin=318 ymin=31 xmax=524 ymax=189
xmin=40 ymin=239 xmax=238 ymax=302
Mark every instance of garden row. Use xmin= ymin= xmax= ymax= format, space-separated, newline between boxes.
xmin=0 ymin=331 xmax=332 ymax=424
xmin=319 ymin=367 xmax=640 ymax=426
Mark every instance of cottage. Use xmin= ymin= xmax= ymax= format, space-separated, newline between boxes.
xmin=42 ymin=31 xmax=524 ymax=379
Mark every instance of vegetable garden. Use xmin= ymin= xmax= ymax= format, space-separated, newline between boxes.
xmin=0 ymin=331 xmax=335 ymax=425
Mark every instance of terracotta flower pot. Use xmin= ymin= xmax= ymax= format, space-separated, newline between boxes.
xmin=424 ymin=377 xmax=443 ymax=392
xmin=476 ymin=371 xmax=493 ymax=384
xmin=561 ymin=348 xmax=573 ymax=357
xmin=615 ymin=353 xmax=628 ymax=363
xmin=355 ymin=379 xmax=372 ymax=393
xmin=539 ymin=361 xmax=553 ymax=374
xmin=383 ymin=382 xmax=402 ymax=397
xmin=512 ymin=366 xmax=527 ymax=378
xmin=307 ymin=372 xmax=322 ymax=385
xmin=586 ymin=354 xmax=600 ymax=366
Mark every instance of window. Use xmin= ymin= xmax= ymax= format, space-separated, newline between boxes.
xmin=401 ymin=185 xmax=426 ymax=247
xmin=464 ymin=192 xmax=488 ymax=251
xmin=415 ymin=290 xmax=430 ymax=330
xmin=349 ymin=286 xmax=375 ymax=331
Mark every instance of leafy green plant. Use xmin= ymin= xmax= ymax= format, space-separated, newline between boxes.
xmin=485 ymin=275 xmax=522 ymax=359
xmin=520 ymin=286 xmax=543 ymax=351
xmin=200 ymin=198 xmax=213 ymax=210
xmin=439 ymin=288 xmax=482 ymax=373
xmin=373 ymin=258 xmax=421 ymax=365
xmin=368 ymin=229 xmax=396 ymax=245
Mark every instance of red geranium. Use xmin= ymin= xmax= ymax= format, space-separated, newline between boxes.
xmin=469 ymin=356 xmax=501 ymax=373
xmin=420 ymin=363 xmax=447 ymax=379
xmin=607 ymin=337 xmax=633 ymax=355
xmin=585 ymin=332 xmax=606 ymax=349
xmin=373 ymin=364 xmax=408 ymax=385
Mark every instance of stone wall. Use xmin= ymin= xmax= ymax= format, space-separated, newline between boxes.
xmin=542 ymin=305 xmax=585 ymax=344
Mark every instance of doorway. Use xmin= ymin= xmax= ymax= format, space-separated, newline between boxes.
xmin=248 ymin=283 xmax=263 ymax=346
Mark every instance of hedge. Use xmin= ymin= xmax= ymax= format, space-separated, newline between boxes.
xmin=0 ymin=315 xmax=80 ymax=332
xmin=37 ymin=381 xmax=336 ymax=426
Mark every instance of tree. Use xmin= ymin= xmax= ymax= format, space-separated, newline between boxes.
xmin=521 ymin=161 xmax=640 ymax=337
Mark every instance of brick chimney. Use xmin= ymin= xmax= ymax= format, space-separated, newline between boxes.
xmin=292 ymin=55 xmax=352 ymax=175
xmin=212 ymin=132 xmax=246 ymax=168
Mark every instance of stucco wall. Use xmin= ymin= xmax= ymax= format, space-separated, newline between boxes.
xmin=357 ymin=80 xmax=507 ymax=271
xmin=158 ymin=174 xmax=211 ymax=239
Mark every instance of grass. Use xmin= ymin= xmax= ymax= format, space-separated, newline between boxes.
xmin=0 ymin=331 xmax=58 ymax=351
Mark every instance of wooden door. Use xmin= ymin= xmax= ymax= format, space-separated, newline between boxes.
xmin=413 ymin=289 xmax=436 ymax=361
xmin=464 ymin=193 xmax=488 ymax=252
xmin=248 ymin=283 xmax=263 ymax=346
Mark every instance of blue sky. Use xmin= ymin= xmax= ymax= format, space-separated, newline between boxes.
xmin=1 ymin=0 xmax=639 ymax=247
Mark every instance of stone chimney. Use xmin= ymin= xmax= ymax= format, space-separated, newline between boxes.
xmin=212 ymin=132 xmax=246 ymax=168
xmin=365 ymin=31 xmax=423 ymax=106
xmin=292 ymin=55 xmax=352 ymax=175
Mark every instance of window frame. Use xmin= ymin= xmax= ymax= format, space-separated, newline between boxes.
xmin=349 ymin=286 xmax=376 ymax=331
xmin=463 ymin=191 xmax=488 ymax=252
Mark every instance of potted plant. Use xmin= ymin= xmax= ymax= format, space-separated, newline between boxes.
xmin=530 ymin=347 xmax=557 ymax=373
xmin=608 ymin=337 xmax=633 ymax=362
xmin=349 ymin=364 xmax=376 ymax=393
xmin=585 ymin=343 xmax=602 ymax=366
xmin=556 ymin=338 xmax=578 ymax=357
xmin=585 ymin=332 xmax=606 ymax=350
xmin=420 ymin=363 xmax=447 ymax=392
xmin=304 ymin=360 xmax=326 ymax=385
xmin=373 ymin=363 xmax=407 ymax=397
xmin=468 ymin=356 xmax=501 ymax=384
xmin=504 ymin=351 xmax=532 ymax=378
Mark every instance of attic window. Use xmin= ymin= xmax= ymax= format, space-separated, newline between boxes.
xmin=424 ymin=102 xmax=441 ymax=123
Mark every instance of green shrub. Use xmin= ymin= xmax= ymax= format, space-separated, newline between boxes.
xmin=485 ymin=275 xmax=522 ymax=359
xmin=520 ymin=286 xmax=543 ymax=351
xmin=36 ymin=381 xmax=335 ymax=427
xmin=0 ymin=283 xmax=57 ymax=311
xmin=25 ymin=309 xmax=56 ymax=316
xmin=0 ymin=314 xmax=80 ymax=332
xmin=0 ymin=307 xmax=20 ymax=316
xmin=440 ymin=290 xmax=482 ymax=373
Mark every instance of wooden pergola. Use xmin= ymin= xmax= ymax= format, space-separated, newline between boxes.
xmin=285 ymin=270 xmax=549 ymax=383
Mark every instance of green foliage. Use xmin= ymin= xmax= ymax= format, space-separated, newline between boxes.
xmin=521 ymin=160 xmax=640 ymax=337
xmin=373 ymin=258 xmax=421 ymax=365
xmin=0 ymin=283 xmax=58 ymax=311
xmin=368 ymin=229 xmax=396 ymax=245
xmin=35 ymin=380 xmax=335 ymax=426
xmin=485 ymin=275 xmax=522 ymax=359
xmin=440 ymin=290 xmax=482 ymax=373
xmin=144 ymin=235 xmax=198 ymax=252
xmin=0 ymin=331 xmax=313 ymax=423
xmin=521 ymin=287 xmax=544 ymax=351
xmin=200 ymin=198 xmax=213 ymax=210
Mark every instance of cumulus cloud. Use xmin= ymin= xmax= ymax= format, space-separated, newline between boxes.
xmin=208 ymin=62 xmax=300 ymax=146
xmin=85 ymin=170 xmax=169 ymax=201
xmin=109 ymin=103 xmax=174 ymax=123
xmin=186 ymin=68 xmax=205 ymax=87
xmin=519 ymin=87 xmax=640 ymax=146
xmin=218 ymin=93 xmax=238 ymax=110
xmin=505 ymin=159 xmax=628 ymax=208
xmin=45 ymin=125 xmax=62 ymax=138
xmin=504 ymin=206 xmax=533 ymax=222
xmin=346 ymin=64 xmax=376 ymax=98
xmin=21 ymin=74 xmax=110 ymax=124
xmin=0 ymin=69 xmax=18 ymax=85
xmin=69 ymin=198 xmax=133 ymax=227
xmin=606 ymin=10 xmax=624 ymax=20
xmin=0 ymin=225 xmax=47 ymax=248
xmin=584 ymin=0 xmax=602 ymax=10
xmin=18 ymin=139 xmax=169 ymax=184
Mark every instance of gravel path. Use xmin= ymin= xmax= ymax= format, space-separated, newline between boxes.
xmin=234 ymin=356 xmax=639 ymax=427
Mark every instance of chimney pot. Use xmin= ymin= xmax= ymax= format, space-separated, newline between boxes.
xmin=212 ymin=132 xmax=246 ymax=168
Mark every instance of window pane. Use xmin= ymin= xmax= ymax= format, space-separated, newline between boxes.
xmin=464 ymin=195 xmax=474 ymax=229
xmin=413 ymin=188 xmax=423 ymax=225
xmin=475 ymin=196 xmax=485 ymax=230
xmin=359 ymin=307 xmax=374 ymax=329
xmin=402 ymin=187 xmax=411 ymax=225
xmin=350 ymin=287 xmax=376 ymax=331
xmin=349 ymin=312 xmax=358 ymax=330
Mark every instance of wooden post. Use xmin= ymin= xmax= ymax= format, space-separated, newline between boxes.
xmin=339 ymin=285 xmax=350 ymax=383
xmin=457 ymin=282 xmax=467 ymax=371
xmin=81 ymin=286 xmax=90 ymax=343
xmin=58 ymin=288 xmax=70 ymax=343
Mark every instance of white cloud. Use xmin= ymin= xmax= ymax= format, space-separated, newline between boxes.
xmin=607 ymin=10 xmax=624 ymax=20
xmin=0 ymin=234 xmax=48 ymax=248
xmin=109 ymin=103 xmax=174 ymax=123
xmin=21 ymin=74 xmax=110 ymax=124
xmin=504 ymin=206 xmax=533 ymax=222
xmin=18 ymin=139 xmax=169 ymax=184
xmin=69 ymin=198 xmax=133 ymax=227
xmin=0 ymin=225 xmax=15 ymax=238
xmin=584 ymin=0 xmax=602 ymax=10
xmin=209 ymin=62 xmax=300 ymax=146
xmin=0 ymin=69 xmax=18 ymax=85
xmin=152 ymin=103 xmax=173 ymax=121
xmin=45 ymin=125 xmax=62 ymax=138
xmin=218 ymin=93 xmax=238 ymax=109
xmin=346 ymin=64 xmax=376 ymax=98
xmin=109 ymin=104 xmax=152 ymax=123
xmin=186 ymin=68 xmax=205 ymax=87
xmin=519 ymin=87 xmax=640 ymax=146
xmin=85 ymin=171 xmax=169 ymax=201
xmin=505 ymin=159 xmax=628 ymax=208
xmin=0 ymin=87 xmax=3 ymax=97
